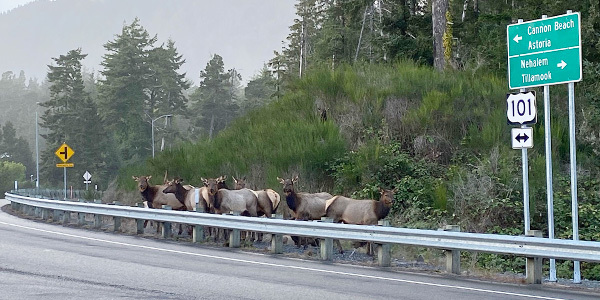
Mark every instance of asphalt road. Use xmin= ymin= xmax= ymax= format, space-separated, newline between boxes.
xmin=1 ymin=199 xmax=598 ymax=300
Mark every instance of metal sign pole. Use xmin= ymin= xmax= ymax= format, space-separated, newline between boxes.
xmin=568 ymin=81 xmax=581 ymax=283
xmin=519 ymin=85 xmax=531 ymax=234
xmin=63 ymin=167 xmax=67 ymax=200
xmin=544 ymin=82 xmax=557 ymax=282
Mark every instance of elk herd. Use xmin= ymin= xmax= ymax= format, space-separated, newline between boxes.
xmin=132 ymin=174 xmax=397 ymax=253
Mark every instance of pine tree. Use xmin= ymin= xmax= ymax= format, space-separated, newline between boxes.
xmin=147 ymin=39 xmax=190 ymax=117
xmin=243 ymin=66 xmax=277 ymax=112
xmin=98 ymin=18 xmax=157 ymax=162
xmin=0 ymin=122 xmax=34 ymax=177
xmin=40 ymin=48 xmax=114 ymax=188
xmin=190 ymin=54 xmax=239 ymax=138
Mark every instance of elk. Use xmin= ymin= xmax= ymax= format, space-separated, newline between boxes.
xmin=133 ymin=175 xmax=192 ymax=234
xmin=277 ymin=176 xmax=332 ymax=248
xmin=325 ymin=188 xmax=397 ymax=254
xmin=132 ymin=176 xmax=187 ymax=210
xmin=163 ymin=178 xmax=208 ymax=212
xmin=202 ymin=176 xmax=258 ymax=216
xmin=277 ymin=176 xmax=331 ymax=221
xmin=232 ymin=176 xmax=281 ymax=217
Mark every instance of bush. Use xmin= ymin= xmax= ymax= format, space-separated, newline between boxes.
xmin=0 ymin=161 xmax=25 ymax=194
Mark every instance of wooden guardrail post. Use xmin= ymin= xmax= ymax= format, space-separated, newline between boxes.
xmin=377 ymin=220 xmax=391 ymax=267
xmin=193 ymin=194 xmax=205 ymax=243
xmin=136 ymin=203 xmax=145 ymax=234
xmin=444 ymin=225 xmax=461 ymax=275
xmin=112 ymin=201 xmax=121 ymax=232
xmin=161 ymin=205 xmax=172 ymax=238
xmin=229 ymin=211 xmax=241 ymax=248
xmin=320 ymin=217 xmax=334 ymax=261
xmin=93 ymin=200 xmax=102 ymax=229
xmin=526 ymin=230 xmax=543 ymax=284
xmin=271 ymin=214 xmax=284 ymax=254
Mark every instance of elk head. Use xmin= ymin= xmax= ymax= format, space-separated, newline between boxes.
xmin=202 ymin=176 xmax=226 ymax=195
xmin=163 ymin=178 xmax=183 ymax=194
xmin=277 ymin=176 xmax=298 ymax=196
xmin=232 ymin=176 xmax=246 ymax=189
xmin=133 ymin=176 xmax=152 ymax=192
xmin=379 ymin=188 xmax=397 ymax=207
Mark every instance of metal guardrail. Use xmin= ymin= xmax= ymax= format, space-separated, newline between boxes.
xmin=6 ymin=192 xmax=600 ymax=264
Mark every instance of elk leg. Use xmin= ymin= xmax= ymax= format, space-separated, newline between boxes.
xmin=334 ymin=239 xmax=344 ymax=254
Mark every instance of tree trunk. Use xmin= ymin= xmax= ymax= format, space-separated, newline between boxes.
xmin=432 ymin=0 xmax=449 ymax=71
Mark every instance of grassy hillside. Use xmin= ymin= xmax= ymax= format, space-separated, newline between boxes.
xmin=118 ymin=60 xmax=600 ymax=279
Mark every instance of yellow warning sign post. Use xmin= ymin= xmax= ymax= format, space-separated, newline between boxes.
xmin=55 ymin=143 xmax=75 ymax=199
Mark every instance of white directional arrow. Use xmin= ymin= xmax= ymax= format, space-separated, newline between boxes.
xmin=513 ymin=34 xmax=522 ymax=43
xmin=557 ymin=60 xmax=567 ymax=69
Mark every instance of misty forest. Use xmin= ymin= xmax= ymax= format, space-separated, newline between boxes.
xmin=3 ymin=0 xmax=600 ymax=279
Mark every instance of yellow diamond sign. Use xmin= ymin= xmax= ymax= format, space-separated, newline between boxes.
xmin=55 ymin=143 xmax=74 ymax=163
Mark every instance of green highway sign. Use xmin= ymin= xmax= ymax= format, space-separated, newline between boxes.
xmin=507 ymin=12 xmax=581 ymax=89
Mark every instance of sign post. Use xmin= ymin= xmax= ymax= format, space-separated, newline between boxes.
xmin=55 ymin=143 xmax=74 ymax=199
xmin=507 ymin=11 xmax=582 ymax=283
xmin=506 ymin=90 xmax=536 ymax=235
xmin=83 ymin=171 xmax=92 ymax=190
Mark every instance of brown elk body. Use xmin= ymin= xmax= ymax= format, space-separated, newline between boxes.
xmin=163 ymin=178 xmax=208 ymax=212
xmin=133 ymin=176 xmax=187 ymax=210
xmin=232 ymin=176 xmax=281 ymax=217
xmin=325 ymin=189 xmax=396 ymax=225
xmin=277 ymin=176 xmax=331 ymax=220
xmin=202 ymin=176 xmax=258 ymax=216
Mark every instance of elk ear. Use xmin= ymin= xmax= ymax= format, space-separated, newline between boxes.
xmin=147 ymin=176 xmax=152 ymax=181
xmin=242 ymin=176 xmax=246 ymax=181
xmin=232 ymin=176 xmax=238 ymax=183
xmin=292 ymin=175 xmax=299 ymax=183
xmin=277 ymin=177 xmax=285 ymax=184
xmin=221 ymin=175 xmax=228 ymax=181
xmin=201 ymin=178 xmax=208 ymax=186
xmin=132 ymin=176 xmax=139 ymax=181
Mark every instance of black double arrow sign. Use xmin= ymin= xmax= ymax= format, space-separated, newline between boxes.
xmin=515 ymin=133 xmax=530 ymax=143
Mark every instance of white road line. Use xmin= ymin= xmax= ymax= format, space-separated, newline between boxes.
xmin=0 ymin=220 xmax=568 ymax=300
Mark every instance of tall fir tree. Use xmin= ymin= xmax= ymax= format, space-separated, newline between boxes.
xmin=190 ymin=54 xmax=239 ymax=138
xmin=40 ymin=48 xmax=114 ymax=188
xmin=98 ymin=18 xmax=157 ymax=163
xmin=0 ymin=122 xmax=34 ymax=177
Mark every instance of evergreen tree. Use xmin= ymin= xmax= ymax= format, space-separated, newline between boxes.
xmin=40 ymin=48 xmax=114 ymax=188
xmin=0 ymin=122 xmax=34 ymax=177
xmin=243 ymin=66 xmax=277 ymax=112
xmin=98 ymin=18 xmax=157 ymax=163
xmin=190 ymin=54 xmax=239 ymax=138
xmin=147 ymin=39 xmax=190 ymax=117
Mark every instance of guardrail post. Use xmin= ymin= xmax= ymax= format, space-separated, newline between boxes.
xmin=112 ymin=201 xmax=121 ymax=232
xmin=320 ymin=217 xmax=333 ymax=261
xmin=377 ymin=220 xmax=391 ymax=267
xmin=41 ymin=207 xmax=49 ymax=220
xmin=93 ymin=200 xmax=102 ymax=229
xmin=229 ymin=212 xmax=241 ymax=248
xmin=161 ymin=205 xmax=172 ymax=238
xmin=78 ymin=199 xmax=86 ymax=226
xmin=136 ymin=203 xmax=145 ymax=234
xmin=271 ymin=214 xmax=284 ymax=254
xmin=53 ymin=209 xmax=61 ymax=222
xmin=62 ymin=210 xmax=70 ymax=225
xmin=526 ymin=230 xmax=543 ymax=284
xmin=444 ymin=225 xmax=461 ymax=275
xmin=193 ymin=202 xmax=205 ymax=243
